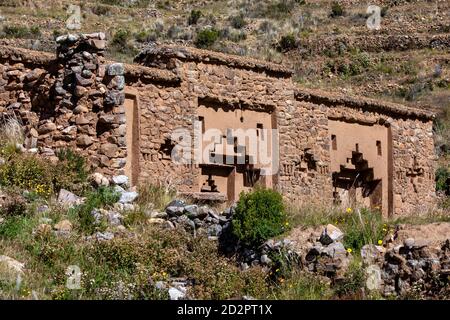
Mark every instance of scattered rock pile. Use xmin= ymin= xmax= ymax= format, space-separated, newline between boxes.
xmin=147 ymin=199 xmax=301 ymax=271
xmin=238 ymin=239 xmax=301 ymax=271
xmin=32 ymin=173 xmax=139 ymax=241
xmin=303 ymin=224 xmax=351 ymax=278
xmin=380 ymin=238 xmax=450 ymax=297
xmin=51 ymin=33 xmax=126 ymax=175
xmin=154 ymin=278 xmax=191 ymax=300
xmin=148 ymin=199 xmax=232 ymax=239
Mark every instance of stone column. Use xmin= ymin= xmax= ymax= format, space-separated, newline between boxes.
xmin=39 ymin=32 xmax=127 ymax=176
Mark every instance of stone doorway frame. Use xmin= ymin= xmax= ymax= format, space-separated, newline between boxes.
xmin=124 ymin=87 xmax=141 ymax=186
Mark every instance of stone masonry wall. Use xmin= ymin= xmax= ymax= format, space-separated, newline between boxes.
xmin=391 ymin=118 xmax=436 ymax=216
xmin=0 ymin=39 xmax=437 ymax=217
xmin=128 ymin=81 xmax=195 ymax=192
xmin=50 ymin=33 xmax=126 ymax=175
xmin=293 ymin=90 xmax=437 ymax=216
xmin=0 ymin=34 xmax=127 ymax=176
xmin=131 ymin=58 xmax=295 ymax=194
xmin=0 ymin=48 xmax=54 ymax=141
xmin=277 ymin=100 xmax=332 ymax=206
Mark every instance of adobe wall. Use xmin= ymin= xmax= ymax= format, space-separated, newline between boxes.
xmin=131 ymin=48 xmax=294 ymax=197
xmin=293 ymin=90 xmax=436 ymax=216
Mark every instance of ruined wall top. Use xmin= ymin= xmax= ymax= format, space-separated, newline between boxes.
xmin=295 ymin=88 xmax=436 ymax=121
xmin=0 ymin=42 xmax=179 ymax=84
xmin=134 ymin=44 xmax=294 ymax=78
xmin=0 ymin=45 xmax=54 ymax=67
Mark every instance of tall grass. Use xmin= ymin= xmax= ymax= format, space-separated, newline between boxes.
xmin=137 ymin=183 xmax=176 ymax=211
xmin=286 ymin=202 xmax=343 ymax=228
xmin=271 ymin=271 xmax=333 ymax=300
xmin=287 ymin=203 xmax=385 ymax=251
xmin=341 ymin=208 xmax=385 ymax=252
xmin=0 ymin=114 xmax=24 ymax=147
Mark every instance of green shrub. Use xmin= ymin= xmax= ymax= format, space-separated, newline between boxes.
xmin=99 ymin=0 xmax=152 ymax=6
xmin=0 ymin=215 xmax=33 ymax=240
xmin=267 ymin=246 xmax=301 ymax=282
xmin=229 ymin=14 xmax=246 ymax=29
xmin=330 ymin=2 xmax=344 ymax=18
xmin=29 ymin=26 xmax=41 ymax=37
xmin=0 ymin=147 xmax=90 ymax=197
xmin=232 ymin=188 xmax=288 ymax=246
xmin=71 ymin=186 xmax=120 ymax=234
xmin=54 ymin=148 xmax=89 ymax=191
xmin=265 ymin=0 xmax=295 ymax=19
xmin=112 ymin=29 xmax=130 ymax=47
xmin=134 ymin=30 xmax=157 ymax=43
xmin=0 ymin=190 xmax=27 ymax=217
xmin=156 ymin=0 xmax=171 ymax=10
xmin=123 ymin=208 xmax=148 ymax=227
xmin=0 ymin=143 xmax=20 ymax=159
xmin=436 ymin=166 xmax=450 ymax=193
xmin=52 ymin=29 xmax=63 ymax=40
xmin=92 ymin=4 xmax=111 ymax=16
xmin=195 ymin=28 xmax=219 ymax=48
xmin=166 ymin=25 xmax=181 ymax=39
xmin=278 ymin=34 xmax=297 ymax=52
xmin=188 ymin=10 xmax=202 ymax=25
xmin=228 ymin=30 xmax=247 ymax=42
xmin=110 ymin=28 xmax=138 ymax=61
xmin=2 ymin=26 xmax=28 ymax=38
xmin=1 ymin=25 xmax=40 ymax=39
xmin=324 ymin=51 xmax=372 ymax=78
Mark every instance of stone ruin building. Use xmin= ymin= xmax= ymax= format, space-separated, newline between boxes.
xmin=0 ymin=33 xmax=437 ymax=217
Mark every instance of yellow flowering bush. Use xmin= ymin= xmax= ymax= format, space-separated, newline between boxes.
xmin=0 ymin=148 xmax=89 ymax=198
xmin=0 ymin=154 xmax=54 ymax=197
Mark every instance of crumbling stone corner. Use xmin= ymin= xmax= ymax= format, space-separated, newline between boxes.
xmin=36 ymin=33 xmax=127 ymax=176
